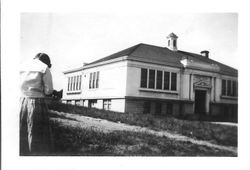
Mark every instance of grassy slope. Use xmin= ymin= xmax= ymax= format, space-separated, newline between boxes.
xmin=48 ymin=102 xmax=237 ymax=147
xmin=50 ymin=117 xmax=235 ymax=156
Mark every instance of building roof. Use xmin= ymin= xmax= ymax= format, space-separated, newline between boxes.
xmin=85 ymin=43 xmax=237 ymax=76
xmin=65 ymin=43 xmax=237 ymax=77
xmin=167 ymin=32 xmax=178 ymax=38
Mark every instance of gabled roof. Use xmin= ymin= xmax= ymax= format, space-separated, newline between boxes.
xmin=85 ymin=43 xmax=237 ymax=76
xmin=167 ymin=32 xmax=178 ymax=38
xmin=89 ymin=44 xmax=140 ymax=65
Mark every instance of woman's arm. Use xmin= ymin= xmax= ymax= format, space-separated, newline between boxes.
xmin=43 ymin=67 xmax=54 ymax=95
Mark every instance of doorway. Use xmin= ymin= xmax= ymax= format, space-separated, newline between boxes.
xmin=194 ymin=90 xmax=206 ymax=114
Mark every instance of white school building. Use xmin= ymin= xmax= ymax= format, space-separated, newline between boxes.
xmin=62 ymin=33 xmax=238 ymax=119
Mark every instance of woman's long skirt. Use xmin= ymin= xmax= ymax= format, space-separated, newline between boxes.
xmin=19 ymin=97 xmax=53 ymax=155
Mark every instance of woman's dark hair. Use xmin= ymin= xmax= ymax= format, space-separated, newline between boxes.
xmin=34 ymin=53 xmax=52 ymax=68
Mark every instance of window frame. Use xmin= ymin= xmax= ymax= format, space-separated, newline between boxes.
xmin=221 ymin=79 xmax=238 ymax=97
xmin=140 ymin=68 xmax=177 ymax=92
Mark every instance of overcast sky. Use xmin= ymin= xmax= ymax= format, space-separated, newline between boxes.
xmin=20 ymin=13 xmax=238 ymax=90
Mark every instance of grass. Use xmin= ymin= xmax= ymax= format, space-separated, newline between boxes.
xmin=49 ymin=117 xmax=236 ymax=156
xmin=48 ymin=102 xmax=237 ymax=147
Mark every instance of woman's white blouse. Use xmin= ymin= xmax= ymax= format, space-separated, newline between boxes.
xmin=20 ymin=59 xmax=53 ymax=98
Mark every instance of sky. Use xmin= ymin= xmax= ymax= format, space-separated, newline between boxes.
xmin=20 ymin=13 xmax=238 ymax=90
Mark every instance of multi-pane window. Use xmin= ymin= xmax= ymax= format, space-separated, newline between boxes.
xmin=156 ymin=71 xmax=163 ymax=89
xmin=89 ymin=71 xmax=100 ymax=89
xmin=140 ymin=68 xmax=177 ymax=91
xmin=221 ymin=79 xmax=237 ymax=97
xmin=149 ymin=69 xmax=155 ymax=89
xmin=103 ymin=99 xmax=111 ymax=110
xmin=67 ymin=75 xmax=82 ymax=92
xmin=140 ymin=68 xmax=148 ymax=88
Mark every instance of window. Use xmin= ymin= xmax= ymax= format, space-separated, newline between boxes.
xmin=149 ymin=69 xmax=155 ymax=89
xmin=70 ymin=77 xmax=73 ymax=91
xmin=143 ymin=101 xmax=151 ymax=114
xmin=221 ymin=79 xmax=237 ymax=97
xmin=89 ymin=71 xmax=100 ymax=89
xmin=79 ymin=75 xmax=82 ymax=90
xmin=92 ymin=72 xmax=96 ymax=88
xmin=164 ymin=71 xmax=170 ymax=90
xmin=156 ymin=70 xmax=163 ymax=89
xmin=96 ymin=72 xmax=99 ymax=88
xmin=75 ymin=76 xmax=78 ymax=90
xmin=75 ymin=100 xmax=80 ymax=106
xmin=89 ymin=73 xmax=92 ymax=89
xmin=168 ymin=40 xmax=170 ymax=47
xmin=73 ymin=76 xmax=76 ymax=91
xmin=227 ymin=80 xmax=232 ymax=96
xmin=173 ymin=40 xmax=176 ymax=47
xmin=103 ymin=99 xmax=111 ymax=110
xmin=67 ymin=77 xmax=70 ymax=91
xmin=140 ymin=68 xmax=148 ymax=88
xmin=67 ymin=75 xmax=82 ymax=92
xmin=232 ymin=81 xmax=237 ymax=96
xmin=88 ymin=99 xmax=97 ymax=108
xmin=171 ymin=72 xmax=177 ymax=91
xmin=140 ymin=68 xmax=177 ymax=92
xmin=222 ymin=79 xmax=226 ymax=96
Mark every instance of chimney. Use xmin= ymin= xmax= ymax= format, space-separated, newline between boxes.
xmin=167 ymin=32 xmax=178 ymax=51
xmin=200 ymin=50 xmax=209 ymax=58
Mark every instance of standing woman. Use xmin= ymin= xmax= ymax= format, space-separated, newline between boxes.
xmin=19 ymin=53 xmax=54 ymax=155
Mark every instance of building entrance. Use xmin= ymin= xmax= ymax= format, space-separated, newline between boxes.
xmin=194 ymin=90 xmax=206 ymax=114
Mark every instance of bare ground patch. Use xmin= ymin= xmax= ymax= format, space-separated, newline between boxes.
xmin=49 ymin=110 xmax=237 ymax=156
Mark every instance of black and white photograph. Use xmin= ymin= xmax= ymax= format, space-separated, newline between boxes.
xmin=1 ymin=0 xmax=250 ymax=170
xmin=19 ymin=13 xmax=238 ymax=156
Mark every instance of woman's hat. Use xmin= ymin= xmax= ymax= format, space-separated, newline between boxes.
xmin=34 ymin=53 xmax=52 ymax=68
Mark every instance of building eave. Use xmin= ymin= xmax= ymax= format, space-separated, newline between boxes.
xmin=63 ymin=56 xmax=129 ymax=74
